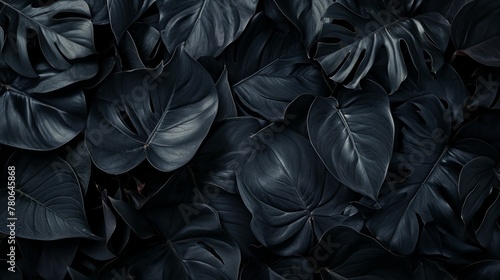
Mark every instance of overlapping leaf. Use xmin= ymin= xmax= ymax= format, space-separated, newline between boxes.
xmin=368 ymin=95 xmax=498 ymax=255
xmin=0 ymin=0 xmax=95 ymax=77
xmin=226 ymin=12 xmax=330 ymax=121
xmin=0 ymin=66 xmax=89 ymax=150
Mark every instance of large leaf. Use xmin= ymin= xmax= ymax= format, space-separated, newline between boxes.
xmin=237 ymin=128 xmax=362 ymax=256
xmin=315 ymin=0 xmax=449 ymax=92
xmin=0 ymin=152 xmax=98 ymax=240
xmin=86 ymin=46 xmax=218 ymax=174
xmin=273 ymin=0 xmax=334 ymax=54
xmin=157 ymin=0 xmax=258 ymax=59
xmin=226 ymin=12 xmax=330 ymax=122
xmin=308 ymin=80 xmax=394 ymax=200
xmin=451 ymin=0 xmax=500 ymax=67
xmin=0 ymin=0 xmax=95 ymax=78
xmin=314 ymin=227 xmax=414 ymax=280
xmin=367 ymin=95 xmax=498 ymax=255
xmin=0 ymin=67 xmax=88 ymax=150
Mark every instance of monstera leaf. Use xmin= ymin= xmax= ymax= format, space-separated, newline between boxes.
xmin=0 ymin=66 xmax=88 ymax=150
xmin=86 ymin=46 xmax=218 ymax=174
xmin=237 ymin=128 xmax=362 ymax=256
xmin=368 ymin=95 xmax=498 ymax=255
xmin=0 ymin=152 xmax=98 ymax=240
xmin=157 ymin=0 xmax=258 ymax=59
xmin=451 ymin=0 xmax=500 ymax=67
xmin=316 ymin=0 xmax=449 ymax=92
xmin=307 ymin=80 xmax=394 ymax=200
xmin=0 ymin=0 xmax=95 ymax=78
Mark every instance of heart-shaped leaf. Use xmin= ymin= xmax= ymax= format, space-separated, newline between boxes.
xmin=237 ymin=128 xmax=362 ymax=256
xmin=0 ymin=152 xmax=98 ymax=240
xmin=307 ymin=80 xmax=394 ymax=200
xmin=157 ymin=0 xmax=258 ymax=59
xmin=86 ymin=45 xmax=218 ymax=174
